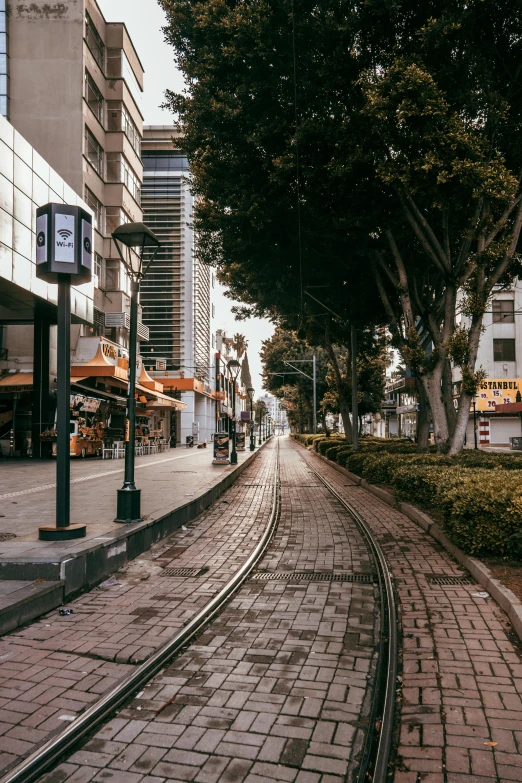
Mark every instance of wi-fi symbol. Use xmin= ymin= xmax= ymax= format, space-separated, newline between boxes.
xmin=57 ymin=228 xmax=73 ymax=240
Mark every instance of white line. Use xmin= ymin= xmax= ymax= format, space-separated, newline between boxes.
xmin=0 ymin=451 xmax=205 ymax=501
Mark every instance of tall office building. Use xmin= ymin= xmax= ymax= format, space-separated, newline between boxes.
xmin=141 ymin=126 xmax=215 ymax=444
xmin=6 ymin=0 xmax=146 ymax=349
xmin=0 ymin=1 xmax=184 ymax=457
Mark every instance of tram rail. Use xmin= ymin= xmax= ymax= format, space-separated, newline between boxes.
xmin=296 ymin=445 xmax=398 ymax=783
xmin=1 ymin=437 xmax=398 ymax=783
xmin=0 ymin=443 xmax=281 ymax=783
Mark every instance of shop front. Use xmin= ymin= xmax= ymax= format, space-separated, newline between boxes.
xmin=455 ymin=378 xmax=522 ymax=446
xmin=0 ymin=372 xmax=34 ymax=456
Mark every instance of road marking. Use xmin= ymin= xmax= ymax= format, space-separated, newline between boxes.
xmin=0 ymin=452 xmax=207 ymax=500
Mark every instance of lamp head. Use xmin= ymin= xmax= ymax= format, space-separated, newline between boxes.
xmin=247 ymin=386 xmax=254 ymax=400
xmin=227 ymin=359 xmax=241 ymax=380
xmin=112 ymin=222 xmax=160 ymax=279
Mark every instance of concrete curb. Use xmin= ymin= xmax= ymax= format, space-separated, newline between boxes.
xmin=0 ymin=442 xmax=269 ymax=634
xmin=311 ymin=449 xmax=522 ymax=643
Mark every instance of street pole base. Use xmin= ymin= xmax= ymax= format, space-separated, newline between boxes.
xmin=114 ymin=487 xmax=142 ymax=524
xmin=38 ymin=524 xmax=87 ymax=541
xmin=230 ymin=453 xmax=238 ymax=465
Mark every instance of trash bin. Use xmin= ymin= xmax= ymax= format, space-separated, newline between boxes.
xmin=186 ymin=435 xmax=194 ymax=448
xmin=509 ymin=437 xmax=522 ymax=450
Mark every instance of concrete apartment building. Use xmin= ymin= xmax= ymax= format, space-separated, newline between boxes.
xmin=0 ymin=1 xmax=184 ymax=457
xmin=140 ymin=126 xmax=217 ymax=445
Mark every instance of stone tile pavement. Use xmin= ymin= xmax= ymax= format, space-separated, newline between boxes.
xmin=299 ymin=444 xmax=522 ymax=783
xmin=36 ymin=438 xmax=378 ymax=783
xmin=0 ymin=445 xmax=277 ymax=776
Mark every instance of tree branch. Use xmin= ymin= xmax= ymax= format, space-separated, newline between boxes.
xmin=402 ymin=193 xmax=450 ymax=273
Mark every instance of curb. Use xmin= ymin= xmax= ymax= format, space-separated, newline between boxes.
xmin=0 ymin=443 xmax=269 ymax=634
xmin=311 ymin=450 xmax=522 ymax=643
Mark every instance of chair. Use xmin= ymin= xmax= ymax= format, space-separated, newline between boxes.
xmin=113 ymin=441 xmax=125 ymax=459
xmin=102 ymin=443 xmax=114 ymax=459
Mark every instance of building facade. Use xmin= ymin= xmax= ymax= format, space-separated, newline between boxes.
xmin=0 ymin=2 xmax=185 ymax=456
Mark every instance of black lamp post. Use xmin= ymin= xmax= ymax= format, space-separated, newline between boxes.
xmin=228 ymin=359 xmax=241 ymax=465
xmin=112 ymin=223 xmax=160 ymax=524
xmin=247 ymin=387 xmax=255 ymax=451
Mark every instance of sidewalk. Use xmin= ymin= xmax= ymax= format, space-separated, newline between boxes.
xmin=0 ymin=444 xmax=265 ymax=634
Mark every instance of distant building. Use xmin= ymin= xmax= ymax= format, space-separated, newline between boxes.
xmin=140 ymin=126 xmax=215 ymax=445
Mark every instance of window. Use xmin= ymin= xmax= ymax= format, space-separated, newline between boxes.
xmin=85 ymin=71 xmax=103 ymax=124
xmin=93 ymin=307 xmax=104 ymax=336
xmin=84 ymin=127 xmax=104 ymax=176
xmin=84 ymin=186 xmax=104 ymax=232
xmin=105 ymin=206 xmax=130 ymax=235
xmin=106 ymin=152 xmax=140 ymax=202
xmin=85 ymin=13 xmax=105 ymax=71
xmin=107 ymin=102 xmax=140 ymax=154
xmin=93 ymin=253 xmax=103 ymax=284
xmin=494 ymin=338 xmax=516 ymax=362
xmin=493 ymin=299 xmax=514 ymax=323
xmin=104 ymin=258 xmax=120 ymax=291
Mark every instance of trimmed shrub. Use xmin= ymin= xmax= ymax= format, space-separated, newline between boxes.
xmin=391 ymin=465 xmax=455 ymax=508
xmin=318 ymin=437 xmax=345 ymax=456
xmin=335 ymin=448 xmax=354 ymax=467
xmin=440 ymin=470 xmax=522 ymax=555
xmin=360 ymin=453 xmax=453 ymax=486
xmin=324 ymin=442 xmax=350 ymax=461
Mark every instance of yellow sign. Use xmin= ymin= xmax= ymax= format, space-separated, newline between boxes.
xmin=476 ymin=379 xmax=522 ymax=411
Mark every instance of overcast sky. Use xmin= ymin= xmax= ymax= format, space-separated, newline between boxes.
xmin=98 ymin=0 xmax=274 ymax=394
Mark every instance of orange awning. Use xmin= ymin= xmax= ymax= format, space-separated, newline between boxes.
xmin=0 ymin=373 xmax=33 ymax=392
xmin=71 ymin=344 xmax=128 ymax=381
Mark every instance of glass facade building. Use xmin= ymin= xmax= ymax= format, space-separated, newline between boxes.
xmin=0 ymin=0 xmax=8 ymax=119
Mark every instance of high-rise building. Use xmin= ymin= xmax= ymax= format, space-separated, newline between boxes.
xmin=141 ymin=126 xmax=215 ymax=444
xmin=0 ymin=2 xmax=184 ymax=457
xmin=7 ymin=0 xmax=146 ymax=351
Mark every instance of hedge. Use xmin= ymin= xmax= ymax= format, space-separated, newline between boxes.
xmin=292 ymin=432 xmax=522 ymax=556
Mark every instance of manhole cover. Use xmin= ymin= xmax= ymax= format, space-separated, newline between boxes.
xmin=0 ymin=533 xmax=16 ymax=542
xmin=252 ymin=572 xmax=375 ymax=583
xmin=425 ymin=574 xmax=470 ymax=586
xmin=160 ymin=567 xmax=207 ymax=578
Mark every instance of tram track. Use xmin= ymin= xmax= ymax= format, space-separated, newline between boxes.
xmin=295 ymin=445 xmax=398 ymax=783
xmin=0 ymin=443 xmax=281 ymax=783
xmin=0 ymin=438 xmax=398 ymax=783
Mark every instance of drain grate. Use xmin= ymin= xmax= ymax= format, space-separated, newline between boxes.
xmin=0 ymin=533 xmax=16 ymax=542
xmin=426 ymin=574 xmax=470 ymax=586
xmin=160 ymin=567 xmax=206 ymax=578
xmin=253 ymin=572 xmax=375 ymax=583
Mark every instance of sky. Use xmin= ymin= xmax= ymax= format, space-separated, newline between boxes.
xmin=98 ymin=0 xmax=274 ymax=394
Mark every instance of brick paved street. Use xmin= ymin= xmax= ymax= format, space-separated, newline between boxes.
xmin=0 ymin=435 xmax=519 ymax=783
xmin=0 ymin=446 xmax=276 ymax=775
xmin=299 ymin=445 xmax=522 ymax=783
xmin=36 ymin=438 xmax=377 ymax=783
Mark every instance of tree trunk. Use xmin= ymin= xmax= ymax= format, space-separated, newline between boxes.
xmin=421 ymin=364 xmax=451 ymax=452
xmin=415 ymin=379 xmax=430 ymax=450
xmin=322 ymin=334 xmax=352 ymax=441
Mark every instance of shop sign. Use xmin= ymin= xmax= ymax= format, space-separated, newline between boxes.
xmin=396 ymin=404 xmax=419 ymax=414
xmin=476 ymin=379 xmax=522 ymax=411
xmin=236 ymin=432 xmax=246 ymax=451
xmin=70 ymin=394 xmax=101 ymax=412
xmin=213 ymin=432 xmax=230 ymax=464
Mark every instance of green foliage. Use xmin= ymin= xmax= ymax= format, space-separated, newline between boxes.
xmin=307 ymin=436 xmax=522 ymax=556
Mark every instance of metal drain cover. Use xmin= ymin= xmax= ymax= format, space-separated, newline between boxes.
xmin=426 ymin=574 xmax=470 ymax=586
xmin=0 ymin=533 xmax=16 ymax=542
xmin=160 ymin=567 xmax=206 ymax=578
xmin=253 ymin=572 xmax=375 ymax=583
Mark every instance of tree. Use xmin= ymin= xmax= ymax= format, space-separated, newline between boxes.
xmin=241 ymin=353 xmax=253 ymax=390
xmin=233 ymin=333 xmax=248 ymax=360
xmin=161 ymin=0 xmax=522 ymax=452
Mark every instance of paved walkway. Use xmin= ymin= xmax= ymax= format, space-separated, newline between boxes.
xmin=0 ymin=447 xmax=256 ymax=558
xmin=0 ymin=445 xmax=277 ymax=776
xmin=0 ymin=437 xmax=519 ymax=782
xmin=299 ymin=445 xmax=522 ymax=783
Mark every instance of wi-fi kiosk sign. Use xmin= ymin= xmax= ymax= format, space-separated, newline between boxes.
xmin=54 ymin=214 xmax=75 ymax=262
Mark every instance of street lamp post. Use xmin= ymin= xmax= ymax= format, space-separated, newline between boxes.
xmin=228 ymin=359 xmax=241 ymax=465
xmin=257 ymin=405 xmax=262 ymax=446
xmin=472 ymin=397 xmax=478 ymax=450
xmin=112 ymin=223 xmax=160 ymax=524
xmin=247 ymin=387 xmax=255 ymax=451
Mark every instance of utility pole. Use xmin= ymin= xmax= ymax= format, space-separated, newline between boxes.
xmin=312 ymin=355 xmax=317 ymax=434
xmin=351 ymin=325 xmax=358 ymax=450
